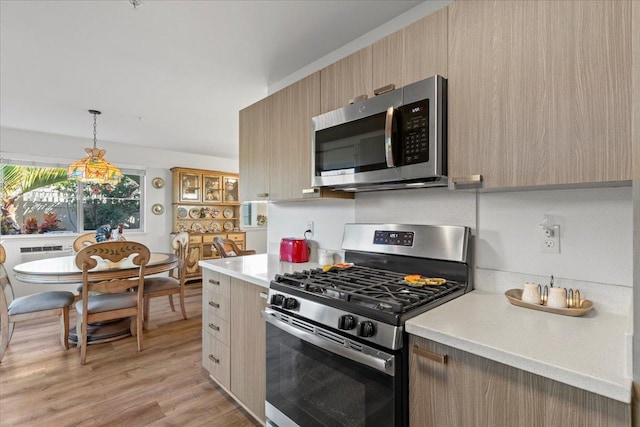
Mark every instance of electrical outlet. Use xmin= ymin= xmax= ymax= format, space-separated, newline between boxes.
xmin=306 ymin=220 xmax=314 ymax=237
xmin=540 ymin=225 xmax=560 ymax=253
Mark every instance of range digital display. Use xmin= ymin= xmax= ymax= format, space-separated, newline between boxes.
xmin=373 ymin=230 xmax=414 ymax=246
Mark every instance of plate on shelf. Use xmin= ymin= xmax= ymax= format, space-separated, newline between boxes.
xmin=223 ymin=208 xmax=233 ymax=219
xmin=189 ymin=207 xmax=201 ymax=219
xmin=212 ymin=209 xmax=221 ymax=218
xmin=177 ymin=222 xmax=188 ymax=232
xmin=208 ymin=222 xmax=222 ymax=233
xmin=191 ymin=222 xmax=204 ymax=232
xmin=223 ymin=221 xmax=233 ymax=231
xmin=176 ymin=207 xmax=188 ymax=219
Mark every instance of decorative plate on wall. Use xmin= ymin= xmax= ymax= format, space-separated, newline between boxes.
xmin=151 ymin=203 xmax=164 ymax=215
xmin=152 ymin=177 xmax=165 ymax=189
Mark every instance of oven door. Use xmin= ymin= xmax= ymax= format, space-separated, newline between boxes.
xmin=262 ymin=308 xmax=403 ymax=427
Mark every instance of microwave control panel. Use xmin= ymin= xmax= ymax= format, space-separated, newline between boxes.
xmin=399 ymin=100 xmax=429 ymax=165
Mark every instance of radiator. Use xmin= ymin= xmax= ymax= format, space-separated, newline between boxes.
xmin=20 ymin=245 xmax=74 ymax=263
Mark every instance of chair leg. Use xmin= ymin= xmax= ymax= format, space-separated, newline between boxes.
xmin=136 ymin=313 xmax=143 ymax=352
xmin=79 ymin=313 xmax=88 ymax=365
xmin=143 ymin=296 xmax=150 ymax=330
xmin=75 ymin=315 xmax=82 ymax=349
xmin=0 ymin=318 xmax=9 ymax=363
xmin=179 ymin=290 xmax=187 ymax=320
xmin=60 ymin=307 xmax=70 ymax=350
xmin=168 ymin=294 xmax=175 ymax=312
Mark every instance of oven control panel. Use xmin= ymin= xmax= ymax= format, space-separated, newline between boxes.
xmin=373 ymin=230 xmax=414 ymax=246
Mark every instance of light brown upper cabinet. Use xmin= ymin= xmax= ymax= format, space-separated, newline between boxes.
xmin=398 ymin=6 xmax=449 ymax=87
xmin=448 ymin=0 xmax=632 ymax=189
xmin=239 ymin=72 xmax=353 ymax=201
xmin=239 ymin=96 xmax=270 ymax=202
xmin=320 ymin=47 xmax=373 ymax=114
xmin=269 ymin=72 xmax=320 ymax=200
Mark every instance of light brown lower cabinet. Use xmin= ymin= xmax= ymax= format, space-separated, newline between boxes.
xmin=409 ymin=335 xmax=631 ymax=427
xmin=202 ymin=269 xmax=267 ymax=424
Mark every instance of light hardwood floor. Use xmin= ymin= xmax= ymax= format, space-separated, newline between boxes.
xmin=0 ymin=285 xmax=261 ymax=427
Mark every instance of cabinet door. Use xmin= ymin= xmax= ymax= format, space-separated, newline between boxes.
xmin=239 ymin=98 xmax=270 ymax=201
xmin=230 ymin=279 xmax=268 ymax=422
xmin=269 ymin=72 xmax=321 ymax=200
xmin=372 ymin=30 xmax=404 ymax=92
xmin=177 ymin=171 xmax=201 ymax=203
xmin=403 ymin=6 xmax=448 ymax=83
xmin=409 ymin=335 xmax=630 ymax=427
xmin=320 ymin=46 xmax=372 ymax=113
xmin=448 ymin=0 xmax=631 ymax=188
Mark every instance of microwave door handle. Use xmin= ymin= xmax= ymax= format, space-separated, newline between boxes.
xmin=384 ymin=107 xmax=396 ymax=167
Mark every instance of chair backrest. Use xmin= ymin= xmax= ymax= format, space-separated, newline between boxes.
xmin=170 ymin=232 xmax=189 ymax=281
xmin=213 ymin=237 xmax=241 ymax=258
xmin=75 ymin=241 xmax=150 ymax=296
xmin=73 ymin=233 xmax=97 ymax=252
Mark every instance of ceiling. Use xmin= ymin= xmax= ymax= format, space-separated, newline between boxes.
xmin=0 ymin=0 xmax=423 ymax=160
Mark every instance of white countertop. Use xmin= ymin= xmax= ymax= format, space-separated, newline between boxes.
xmin=405 ymin=290 xmax=632 ymax=403
xmin=199 ymin=253 xmax=320 ymax=288
xmin=198 ymin=255 xmax=632 ymax=404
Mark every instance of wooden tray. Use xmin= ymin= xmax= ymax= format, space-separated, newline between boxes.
xmin=504 ymin=289 xmax=593 ymax=317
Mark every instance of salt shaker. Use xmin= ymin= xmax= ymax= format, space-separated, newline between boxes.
xmin=547 ymin=287 xmax=567 ymax=308
xmin=521 ymin=283 xmax=541 ymax=305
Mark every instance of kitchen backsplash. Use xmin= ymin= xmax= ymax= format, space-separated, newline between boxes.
xmin=267 ymin=185 xmax=633 ymax=313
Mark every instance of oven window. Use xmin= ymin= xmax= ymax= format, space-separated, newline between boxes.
xmin=266 ymin=322 xmax=399 ymax=427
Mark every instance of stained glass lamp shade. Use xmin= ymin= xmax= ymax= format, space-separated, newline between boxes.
xmin=67 ymin=110 xmax=122 ymax=185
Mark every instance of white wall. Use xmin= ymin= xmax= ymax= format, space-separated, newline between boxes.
xmin=1 ymin=126 xmax=237 ymax=297
xmin=267 ymin=199 xmax=355 ymax=262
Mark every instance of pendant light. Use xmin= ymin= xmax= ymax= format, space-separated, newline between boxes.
xmin=67 ymin=110 xmax=122 ymax=185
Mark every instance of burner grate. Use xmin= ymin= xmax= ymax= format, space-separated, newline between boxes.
xmin=274 ymin=265 xmax=463 ymax=314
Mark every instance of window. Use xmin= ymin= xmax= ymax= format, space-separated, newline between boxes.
xmin=1 ymin=162 xmax=144 ymax=235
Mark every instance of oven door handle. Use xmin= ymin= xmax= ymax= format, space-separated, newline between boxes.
xmin=262 ymin=308 xmax=395 ymax=376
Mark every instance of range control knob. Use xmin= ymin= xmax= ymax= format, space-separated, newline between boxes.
xmin=270 ymin=294 xmax=285 ymax=306
xmin=283 ymin=297 xmax=298 ymax=310
xmin=357 ymin=321 xmax=376 ymax=338
xmin=338 ymin=315 xmax=357 ymax=330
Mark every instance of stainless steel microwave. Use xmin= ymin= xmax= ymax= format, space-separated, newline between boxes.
xmin=311 ymin=75 xmax=447 ymax=192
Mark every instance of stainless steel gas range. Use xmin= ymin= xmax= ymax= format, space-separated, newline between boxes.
xmin=262 ymin=223 xmax=472 ymax=427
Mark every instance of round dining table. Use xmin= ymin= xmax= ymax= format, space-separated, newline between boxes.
xmin=13 ymin=252 xmax=179 ymax=344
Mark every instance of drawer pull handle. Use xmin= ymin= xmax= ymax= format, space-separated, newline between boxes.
xmin=412 ymin=346 xmax=447 ymax=364
xmin=208 ymin=323 xmax=220 ymax=331
xmin=208 ymin=301 xmax=220 ymax=308
xmin=208 ymin=279 xmax=220 ymax=285
xmin=208 ymin=354 xmax=219 ymax=364
xmin=257 ymin=193 xmax=269 ymax=198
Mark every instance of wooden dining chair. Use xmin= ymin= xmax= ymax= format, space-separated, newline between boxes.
xmin=75 ymin=241 xmax=150 ymax=365
xmin=0 ymin=244 xmax=74 ymax=363
xmin=142 ymin=232 xmax=189 ymax=329
xmin=72 ymin=232 xmax=96 ymax=252
xmin=212 ymin=237 xmax=256 ymax=258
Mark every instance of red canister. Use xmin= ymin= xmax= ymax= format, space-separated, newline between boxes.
xmin=279 ymin=238 xmax=309 ymax=263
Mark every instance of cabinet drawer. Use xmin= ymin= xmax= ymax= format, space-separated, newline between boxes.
xmin=189 ymin=235 xmax=202 ymax=244
xmin=203 ymin=271 xmax=231 ymax=297
xmin=202 ymin=334 xmax=230 ymax=389
xmin=203 ymin=313 xmax=230 ymax=345
xmin=202 ymin=234 xmax=215 ymax=244
xmin=226 ymin=233 xmax=244 ymax=242
xmin=205 ymin=294 xmax=230 ymax=321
